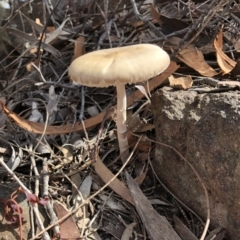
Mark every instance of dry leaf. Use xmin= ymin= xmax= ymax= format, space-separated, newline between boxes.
xmin=0 ymin=145 xmax=23 ymax=173
xmin=6 ymin=28 xmax=61 ymax=57
xmin=135 ymin=85 xmax=151 ymax=102
xmin=121 ymin=222 xmax=137 ymax=240
xmin=214 ymin=29 xmax=236 ymax=74
xmin=22 ymin=13 xmax=45 ymax=33
xmin=45 ymin=18 xmax=69 ymax=44
xmin=178 ymin=45 xmax=217 ymax=77
xmin=169 ymin=75 xmax=193 ymax=89
xmin=53 ymin=201 xmax=81 ymax=239
xmin=126 ymin=173 xmax=181 ymax=240
xmin=173 ymin=215 xmax=198 ymax=240
xmin=78 ymin=176 xmax=92 ymax=200
xmin=93 ymin=154 xmax=134 ymax=205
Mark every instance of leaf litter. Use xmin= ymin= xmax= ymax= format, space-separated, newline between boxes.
xmin=0 ymin=0 xmax=236 ymax=239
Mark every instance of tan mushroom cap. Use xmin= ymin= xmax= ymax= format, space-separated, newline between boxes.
xmin=68 ymin=44 xmax=170 ymax=87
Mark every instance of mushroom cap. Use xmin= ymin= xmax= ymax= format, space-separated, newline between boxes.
xmin=68 ymin=44 xmax=170 ymax=87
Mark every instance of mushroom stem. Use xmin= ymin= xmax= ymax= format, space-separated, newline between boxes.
xmin=116 ymin=83 xmax=130 ymax=162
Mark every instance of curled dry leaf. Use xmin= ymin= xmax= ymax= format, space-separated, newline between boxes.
xmin=6 ymin=145 xmax=23 ymax=172
xmin=177 ymin=45 xmax=217 ymax=77
xmin=169 ymin=75 xmax=193 ymax=90
xmin=214 ymin=29 xmax=236 ymax=74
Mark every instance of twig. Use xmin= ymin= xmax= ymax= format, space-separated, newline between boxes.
xmin=28 ymin=145 xmax=51 ymax=240
xmin=29 ymin=136 xmax=142 ymax=240
xmin=0 ymin=157 xmax=31 ymax=193
xmin=171 ymin=0 xmax=227 ymax=58
xmin=31 ymin=63 xmax=47 ymax=83
xmin=130 ymin=0 xmax=166 ymax=40
xmin=42 ymin=158 xmax=49 ymax=198
xmin=97 ymin=19 xmax=113 ymax=49
xmin=63 ymin=173 xmax=86 ymax=238
xmin=79 ymin=86 xmax=85 ymax=121
xmin=45 ymin=201 xmax=60 ymax=237
xmin=104 ymin=0 xmax=112 ymax=48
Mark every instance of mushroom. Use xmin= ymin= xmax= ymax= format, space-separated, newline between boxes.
xmin=68 ymin=44 xmax=170 ymax=162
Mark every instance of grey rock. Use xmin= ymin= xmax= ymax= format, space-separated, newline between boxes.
xmin=152 ymin=87 xmax=240 ymax=239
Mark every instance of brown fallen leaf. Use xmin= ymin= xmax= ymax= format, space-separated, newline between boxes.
xmin=173 ymin=215 xmax=198 ymax=240
xmin=53 ymin=201 xmax=81 ymax=239
xmin=93 ymin=154 xmax=134 ymax=205
xmin=214 ymin=29 xmax=236 ymax=74
xmin=0 ymin=62 xmax=179 ymax=135
xmin=126 ymin=172 xmax=181 ymax=240
xmin=121 ymin=222 xmax=137 ymax=240
xmin=177 ymin=45 xmax=218 ymax=77
xmin=169 ymin=75 xmax=193 ymax=89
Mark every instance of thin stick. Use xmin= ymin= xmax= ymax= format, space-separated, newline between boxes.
xmin=29 ymin=136 xmax=142 ymax=240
